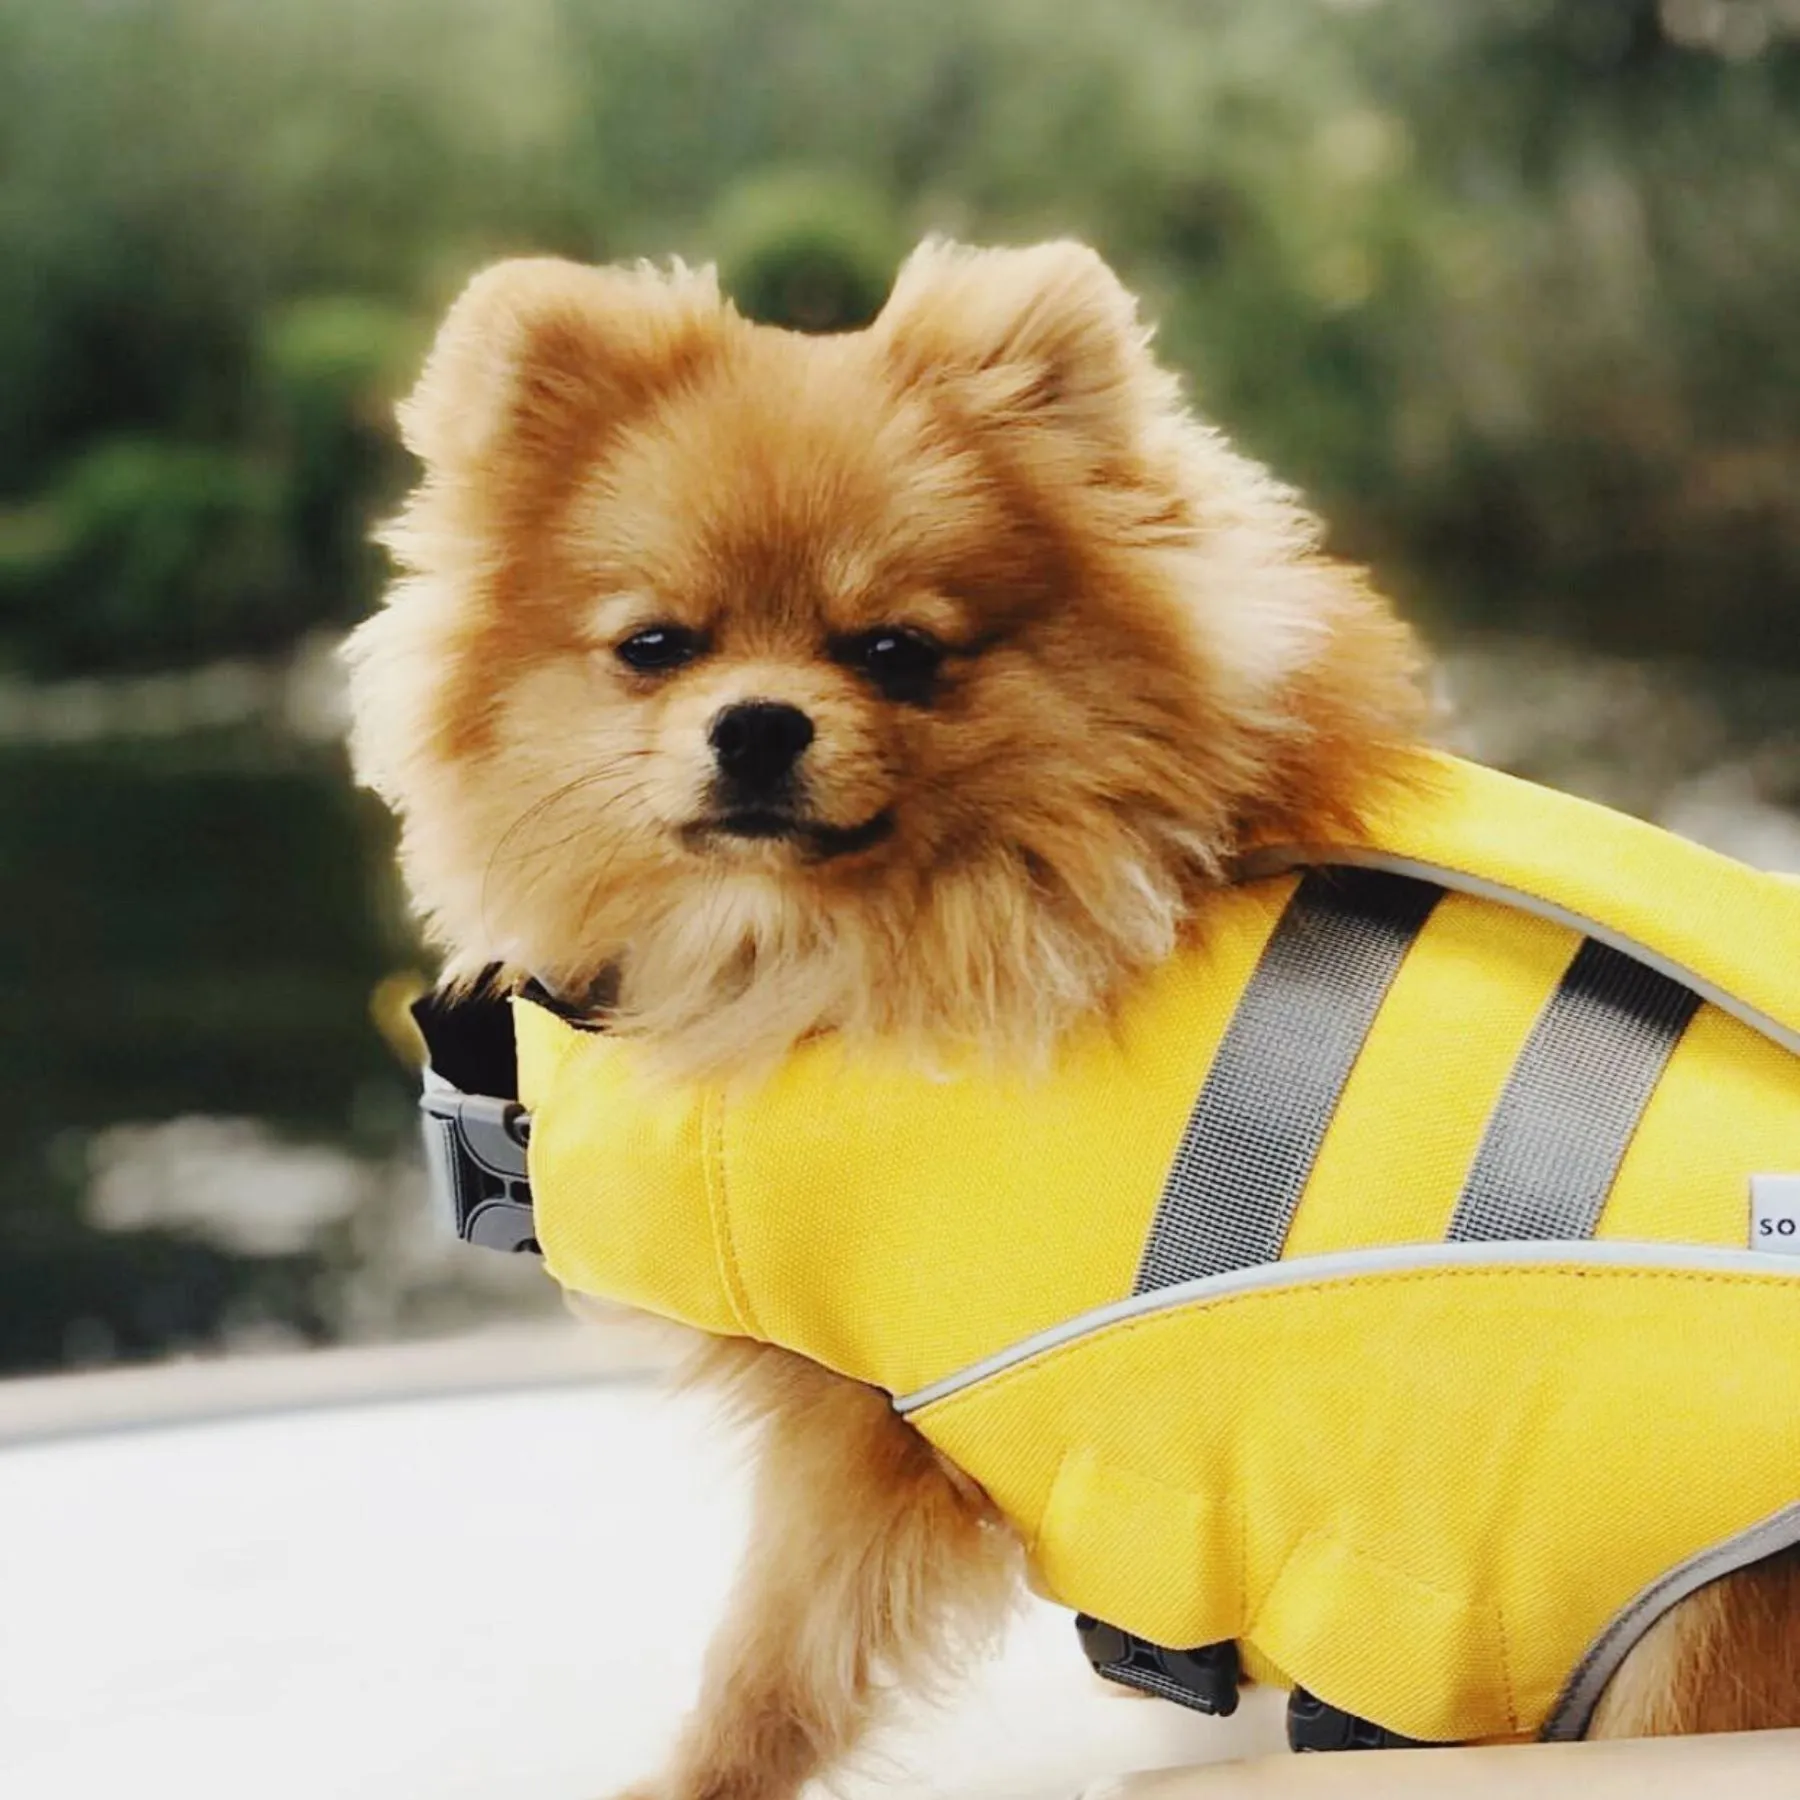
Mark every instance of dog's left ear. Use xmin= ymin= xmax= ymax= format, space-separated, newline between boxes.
xmin=397 ymin=257 xmax=732 ymax=480
xmin=873 ymin=239 xmax=1157 ymax=452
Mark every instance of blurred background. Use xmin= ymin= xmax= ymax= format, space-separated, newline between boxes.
xmin=3 ymin=0 xmax=1798 ymax=1379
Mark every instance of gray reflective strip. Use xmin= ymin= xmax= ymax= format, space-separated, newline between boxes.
xmin=1448 ymin=940 xmax=1700 ymax=1243
xmin=1133 ymin=868 xmax=1441 ymax=1293
xmin=896 ymin=1238 xmax=1800 ymax=1414
xmin=1237 ymin=843 xmax=1800 ymax=1061
xmin=1543 ymin=1498 xmax=1800 ymax=1741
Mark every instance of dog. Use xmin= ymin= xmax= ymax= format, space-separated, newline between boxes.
xmin=345 ymin=239 xmax=1800 ymax=1793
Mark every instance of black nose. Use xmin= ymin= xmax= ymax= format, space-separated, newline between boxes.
xmin=708 ymin=701 xmax=815 ymax=795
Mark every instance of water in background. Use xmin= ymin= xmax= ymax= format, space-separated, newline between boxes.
xmin=2 ymin=633 xmax=1796 ymax=1377
xmin=0 ymin=641 xmax=552 ymax=1376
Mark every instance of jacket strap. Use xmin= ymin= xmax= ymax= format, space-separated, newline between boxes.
xmin=1242 ymin=749 xmax=1800 ymax=1060
xmin=1449 ymin=937 xmax=1699 ymax=1242
xmin=1134 ymin=869 xmax=1442 ymax=1291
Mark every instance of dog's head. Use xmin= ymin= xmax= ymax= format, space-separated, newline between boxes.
xmin=346 ymin=241 xmax=1424 ymax=1068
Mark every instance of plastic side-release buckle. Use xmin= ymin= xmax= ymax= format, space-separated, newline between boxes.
xmin=1075 ymin=1616 xmax=1240 ymax=1716
xmin=419 ymin=1073 xmax=539 ymax=1254
xmin=1285 ymin=1687 xmax=1437 ymax=1752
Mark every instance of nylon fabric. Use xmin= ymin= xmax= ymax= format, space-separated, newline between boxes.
xmin=1596 ymin=1004 xmax=1800 ymax=1243
xmin=1133 ymin=868 xmax=1440 ymax=1291
xmin=1280 ymin=893 xmax=1581 ymax=1256
xmin=1449 ymin=940 xmax=1701 ymax=1242
xmin=521 ymin=877 xmax=1300 ymax=1395
xmin=1251 ymin=748 xmax=1800 ymax=1057
xmin=1544 ymin=1498 xmax=1800 ymax=1740
xmin=912 ymin=1260 xmax=1800 ymax=1744
xmin=514 ymin=747 xmax=1800 ymax=1744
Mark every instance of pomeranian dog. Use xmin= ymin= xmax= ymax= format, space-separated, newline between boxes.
xmin=346 ymin=240 xmax=1799 ymax=1790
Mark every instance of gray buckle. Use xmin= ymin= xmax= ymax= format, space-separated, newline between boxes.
xmin=419 ymin=1074 xmax=539 ymax=1253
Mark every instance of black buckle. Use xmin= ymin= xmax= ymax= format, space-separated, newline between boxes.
xmin=1075 ymin=1617 xmax=1240 ymax=1716
xmin=1286 ymin=1687 xmax=1435 ymax=1752
xmin=409 ymin=980 xmax=540 ymax=1256
xmin=419 ymin=1079 xmax=539 ymax=1253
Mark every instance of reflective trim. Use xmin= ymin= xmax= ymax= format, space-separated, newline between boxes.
xmin=893 ymin=1240 xmax=1800 ymax=1414
xmin=1449 ymin=940 xmax=1700 ymax=1243
xmin=1543 ymin=1498 xmax=1800 ymax=1741
xmin=1236 ymin=845 xmax=1800 ymax=1060
xmin=1134 ymin=869 xmax=1441 ymax=1292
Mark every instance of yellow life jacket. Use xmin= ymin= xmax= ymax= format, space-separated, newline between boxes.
xmin=512 ymin=749 xmax=1800 ymax=1745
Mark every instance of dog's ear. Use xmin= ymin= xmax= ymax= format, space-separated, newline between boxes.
xmin=397 ymin=257 xmax=732 ymax=476
xmin=874 ymin=239 xmax=1157 ymax=452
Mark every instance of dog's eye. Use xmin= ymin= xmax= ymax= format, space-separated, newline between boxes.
xmin=837 ymin=627 xmax=944 ymax=703
xmin=615 ymin=625 xmax=705 ymax=673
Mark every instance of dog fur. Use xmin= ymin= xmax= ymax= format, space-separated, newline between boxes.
xmin=346 ymin=239 xmax=1798 ymax=1791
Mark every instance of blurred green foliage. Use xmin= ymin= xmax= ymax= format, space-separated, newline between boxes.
xmin=1 ymin=0 xmax=1797 ymax=673
xmin=711 ymin=172 xmax=904 ymax=333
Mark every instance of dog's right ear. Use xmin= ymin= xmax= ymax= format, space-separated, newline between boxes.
xmin=398 ymin=258 xmax=733 ymax=476
xmin=874 ymin=239 xmax=1158 ymax=458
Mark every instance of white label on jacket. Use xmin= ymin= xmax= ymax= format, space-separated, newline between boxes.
xmin=1751 ymin=1175 xmax=1800 ymax=1254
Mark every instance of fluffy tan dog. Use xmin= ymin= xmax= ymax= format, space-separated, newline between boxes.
xmin=346 ymin=241 xmax=1798 ymax=1793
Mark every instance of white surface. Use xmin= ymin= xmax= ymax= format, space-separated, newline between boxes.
xmin=0 ymin=1375 xmax=1281 ymax=1800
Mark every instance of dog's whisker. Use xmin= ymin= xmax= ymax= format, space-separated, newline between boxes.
xmin=478 ymin=761 xmax=666 ymax=944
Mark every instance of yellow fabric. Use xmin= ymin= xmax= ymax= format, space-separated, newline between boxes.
xmin=920 ymin=1262 xmax=1800 ymax=1740
xmin=515 ymin=749 xmax=1800 ymax=1743
xmin=519 ymin=875 xmax=1299 ymax=1393
xmin=1298 ymin=748 xmax=1800 ymax=1049
xmin=1282 ymin=893 xmax=1581 ymax=1256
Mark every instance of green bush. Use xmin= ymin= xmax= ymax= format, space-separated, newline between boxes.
xmin=261 ymin=296 xmax=422 ymax=618
xmin=0 ymin=0 xmax=1795 ymax=672
xmin=711 ymin=171 xmax=903 ymax=332
xmin=0 ymin=298 xmax=421 ymax=677
xmin=0 ymin=441 xmax=285 ymax=676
